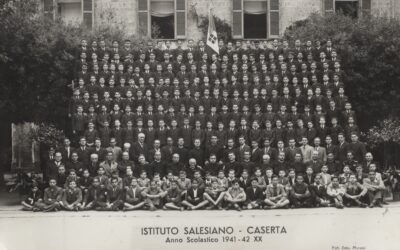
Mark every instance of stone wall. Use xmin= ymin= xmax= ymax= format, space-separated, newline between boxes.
xmin=90 ymin=0 xmax=400 ymax=41
xmin=95 ymin=0 xmax=138 ymax=35
xmin=280 ymin=0 xmax=321 ymax=36
xmin=371 ymin=0 xmax=394 ymax=17
xmin=187 ymin=0 xmax=233 ymax=41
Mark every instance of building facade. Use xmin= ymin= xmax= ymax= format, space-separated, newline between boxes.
xmin=43 ymin=0 xmax=400 ymax=41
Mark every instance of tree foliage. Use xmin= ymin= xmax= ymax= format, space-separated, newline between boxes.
xmin=284 ymin=13 xmax=400 ymax=130
xmin=365 ymin=118 xmax=400 ymax=148
xmin=29 ymin=123 xmax=65 ymax=149
xmin=197 ymin=15 xmax=232 ymax=42
xmin=0 ymin=0 xmax=144 ymax=129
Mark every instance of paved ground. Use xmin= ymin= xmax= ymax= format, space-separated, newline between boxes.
xmin=0 ymin=190 xmax=399 ymax=250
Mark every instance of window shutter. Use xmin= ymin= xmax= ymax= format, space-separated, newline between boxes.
xmin=138 ymin=0 xmax=150 ymax=37
xmin=324 ymin=0 xmax=335 ymax=15
xmin=43 ymin=0 xmax=55 ymax=20
xmin=232 ymin=0 xmax=243 ymax=39
xmin=361 ymin=0 xmax=371 ymax=17
xmin=82 ymin=0 xmax=94 ymax=29
xmin=269 ymin=0 xmax=279 ymax=37
xmin=175 ymin=0 xmax=187 ymax=39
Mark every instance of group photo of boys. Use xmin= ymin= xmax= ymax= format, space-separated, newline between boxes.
xmin=1 ymin=1 xmax=400 ymax=249
xmin=18 ymin=36 xmax=393 ymax=213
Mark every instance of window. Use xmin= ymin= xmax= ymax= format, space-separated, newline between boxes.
xmin=232 ymin=0 xmax=280 ymax=39
xmin=43 ymin=0 xmax=93 ymax=29
xmin=43 ymin=0 xmax=56 ymax=20
xmin=57 ymin=0 xmax=83 ymax=25
xmin=335 ymin=0 xmax=358 ymax=18
xmin=244 ymin=0 xmax=267 ymax=39
xmin=138 ymin=0 xmax=187 ymax=39
xmin=82 ymin=0 xmax=94 ymax=29
xmin=151 ymin=0 xmax=174 ymax=39
xmin=323 ymin=0 xmax=371 ymax=17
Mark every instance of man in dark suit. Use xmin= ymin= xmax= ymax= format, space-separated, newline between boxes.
xmin=76 ymin=137 xmax=91 ymax=165
xmin=161 ymin=137 xmax=178 ymax=163
xmin=304 ymin=166 xmax=316 ymax=185
xmin=239 ymin=169 xmax=252 ymax=189
xmin=337 ymin=133 xmax=349 ymax=164
xmin=262 ymin=138 xmax=278 ymax=163
xmin=181 ymin=179 xmax=208 ymax=210
xmin=244 ymin=178 xmax=265 ymax=209
xmin=347 ymin=133 xmax=367 ymax=163
xmin=59 ymin=138 xmax=75 ymax=163
xmin=90 ymin=138 xmax=107 ymax=162
xmin=179 ymin=119 xmax=192 ymax=148
xmin=237 ymin=136 xmax=251 ymax=162
xmin=307 ymin=151 xmax=324 ymax=173
xmin=87 ymin=153 xmax=100 ymax=177
xmin=131 ymin=132 xmax=149 ymax=163
xmin=118 ymin=151 xmax=135 ymax=177
xmin=47 ymin=152 xmax=65 ymax=180
xmin=250 ymin=140 xmax=263 ymax=163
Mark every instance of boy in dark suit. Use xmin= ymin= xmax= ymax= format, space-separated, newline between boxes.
xmin=204 ymin=180 xmax=225 ymax=210
xmin=124 ymin=178 xmax=146 ymax=210
xmin=244 ymin=178 xmax=265 ymax=209
xmin=61 ymin=180 xmax=82 ymax=211
xmin=310 ymin=174 xmax=331 ymax=207
xmin=82 ymin=177 xmax=103 ymax=210
xmin=163 ymin=181 xmax=184 ymax=211
xmin=181 ymin=179 xmax=208 ymax=210
xmin=142 ymin=180 xmax=164 ymax=211
xmin=105 ymin=177 xmax=125 ymax=211
xmin=21 ymin=183 xmax=42 ymax=211
xmin=33 ymin=178 xmax=63 ymax=212
xmin=224 ymin=180 xmax=246 ymax=211
xmin=289 ymin=175 xmax=312 ymax=208
xmin=264 ymin=175 xmax=290 ymax=209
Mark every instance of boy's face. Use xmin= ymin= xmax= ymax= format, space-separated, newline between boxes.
xmin=83 ymin=171 xmax=89 ymax=177
xmin=210 ymin=155 xmax=217 ymax=163
xmin=315 ymin=175 xmax=321 ymax=184
xmin=69 ymin=181 xmax=77 ymax=189
xmin=297 ymin=176 xmax=304 ymax=183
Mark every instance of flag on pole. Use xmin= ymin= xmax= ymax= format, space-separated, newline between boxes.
xmin=206 ymin=8 xmax=219 ymax=55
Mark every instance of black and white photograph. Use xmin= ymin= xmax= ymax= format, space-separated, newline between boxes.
xmin=0 ymin=0 xmax=399 ymax=249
